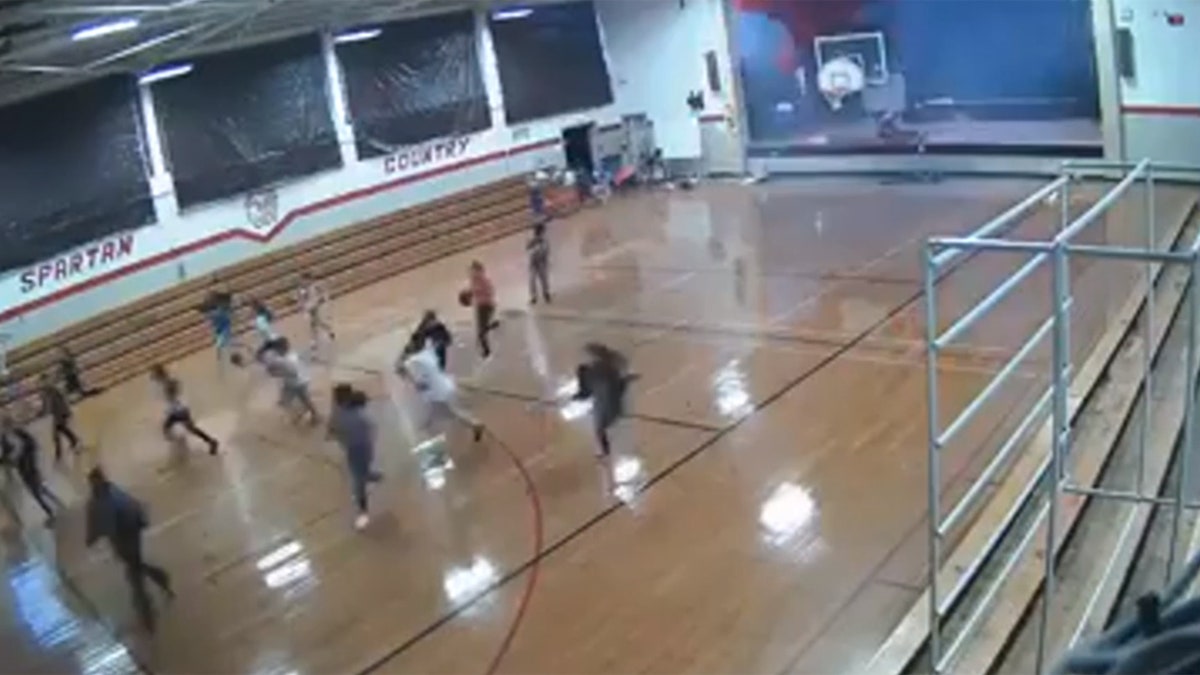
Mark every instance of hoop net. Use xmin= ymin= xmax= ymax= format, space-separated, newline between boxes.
xmin=818 ymin=57 xmax=865 ymax=111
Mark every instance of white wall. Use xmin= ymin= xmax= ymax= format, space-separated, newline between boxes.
xmin=0 ymin=5 xmax=641 ymax=349
xmin=1111 ymin=0 xmax=1200 ymax=164
xmin=597 ymin=0 xmax=744 ymax=174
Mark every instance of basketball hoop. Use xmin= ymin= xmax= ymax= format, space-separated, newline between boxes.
xmin=818 ymin=57 xmax=865 ymax=112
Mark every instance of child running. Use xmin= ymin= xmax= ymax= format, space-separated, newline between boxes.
xmin=399 ymin=335 xmax=484 ymax=443
xmin=150 ymin=365 xmax=219 ymax=455
xmin=298 ymin=273 xmax=336 ymax=355
xmin=466 ymin=261 xmax=499 ymax=359
xmin=574 ymin=343 xmax=636 ymax=458
xmin=1 ymin=411 xmax=61 ymax=526
xmin=250 ymin=297 xmax=285 ymax=362
xmin=262 ymin=338 xmax=319 ymax=425
xmin=327 ymin=384 xmax=381 ymax=530
xmin=57 ymin=346 xmax=102 ymax=400
xmin=199 ymin=285 xmax=240 ymax=367
xmin=527 ymin=223 xmax=552 ymax=305
xmin=39 ymin=373 xmax=80 ymax=460
xmin=409 ymin=310 xmax=452 ymax=371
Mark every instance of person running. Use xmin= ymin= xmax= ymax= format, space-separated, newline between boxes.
xmin=199 ymin=285 xmax=240 ymax=367
xmin=527 ymin=223 xmax=552 ymax=305
xmin=57 ymin=346 xmax=102 ymax=400
xmin=574 ymin=343 xmax=636 ymax=458
xmin=39 ymin=373 xmax=80 ymax=460
xmin=298 ymin=273 xmax=336 ymax=355
xmin=409 ymin=310 xmax=452 ymax=371
xmin=85 ymin=468 xmax=174 ymax=632
xmin=262 ymin=338 xmax=319 ymax=425
xmin=150 ymin=365 xmax=219 ymax=455
xmin=399 ymin=336 xmax=484 ymax=443
xmin=466 ymin=261 xmax=499 ymax=359
xmin=327 ymin=384 xmax=381 ymax=531
xmin=1 ymin=412 xmax=61 ymax=525
xmin=250 ymin=297 xmax=285 ymax=363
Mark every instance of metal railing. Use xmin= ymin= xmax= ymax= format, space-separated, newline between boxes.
xmin=923 ymin=159 xmax=1200 ymax=673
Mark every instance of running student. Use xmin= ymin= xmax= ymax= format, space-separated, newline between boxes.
xmin=298 ymin=273 xmax=336 ymax=354
xmin=150 ymin=365 xmax=219 ymax=455
xmin=399 ymin=336 xmax=484 ymax=443
xmin=1 ymin=411 xmax=61 ymax=525
xmin=466 ymin=261 xmax=499 ymax=359
xmin=250 ymin=297 xmax=285 ymax=362
xmin=262 ymin=338 xmax=319 ymax=425
xmin=199 ymin=286 xmax=239 ymax=366
xmin=410 ymin=310 xmax=452 ymax=371
xmin=527 ymin=223 xmax=551 ymax=305
xmin=85 ymin=468 xmax=174 ymax=632
xmin=327 ymin=384 xmax=381 ymax=531
xmin=574 ymin=343 xmax=636 ymax=457
xmin=58 ymin=346 xmax=102 ymax=400
xmin=39 ymin=373 xmax=80 ymax=460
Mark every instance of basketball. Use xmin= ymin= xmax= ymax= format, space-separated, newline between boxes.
xmin=230 ymin=352 xmax=245 ymax=367
xmin=458 ymin=289 xmax=473 ymax=307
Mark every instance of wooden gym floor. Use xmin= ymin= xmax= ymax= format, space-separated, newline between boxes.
xmin=1 ymin=178 xmax=1180 ymax=675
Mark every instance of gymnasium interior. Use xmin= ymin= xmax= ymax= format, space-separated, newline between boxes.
xmin=0 ymin=0 xmax=1198 ymax=673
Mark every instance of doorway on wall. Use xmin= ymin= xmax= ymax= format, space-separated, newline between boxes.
xmin=562 ymin=124 xmax=595 ymax=178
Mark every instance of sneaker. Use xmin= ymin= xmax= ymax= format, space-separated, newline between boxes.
xmin=209 ymin=442 xmax=220 ymax=456
xmin=473 ymin=424 xmax=485 ymax=442
xmin=354 ymin=514 xmax=370 ymax=530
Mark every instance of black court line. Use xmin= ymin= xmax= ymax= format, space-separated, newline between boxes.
xmin=355 ymin=262 xmax=940 ymax=675
xmin=329 ymin=361 xmax=724 ymax=434
xmin=535 ymin=311 xmax=854 ymax=351
xmin=583 ymin=262 xmax=917 ymax=287
xmin=461 ymin=383 xmax=725 ymax=434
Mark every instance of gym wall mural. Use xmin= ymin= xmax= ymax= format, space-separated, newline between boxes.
xmin=151 ymin=34 xmax=342 ymax=208
xmin=0 ymin=76 xmax=155 ymax=274
xmin=336 ymin=11 xmax=491 ymax=160
xmin=734 ymin=0 xmax=1102 ymax=154
xmin=489 ymin=0 xmax=614 ymax=125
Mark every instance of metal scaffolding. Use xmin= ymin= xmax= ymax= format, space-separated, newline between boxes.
xmin=922 ymin=159 xmax=1200 ymax=673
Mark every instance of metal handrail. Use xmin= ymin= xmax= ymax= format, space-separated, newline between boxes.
xmin=923 ymin=158 xmax=1196 ymax=674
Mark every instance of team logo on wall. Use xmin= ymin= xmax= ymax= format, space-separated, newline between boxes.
xmin=245 ymin=189 xmax=279 ymax=230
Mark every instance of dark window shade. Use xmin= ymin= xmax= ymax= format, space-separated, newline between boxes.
xmin=0 ymin=75 xmax=153 ymax=274
xmin=153 ymin=34 xmax=341 ymax=208
xmin=489 ymin=1 xmax=614 ymax=124
xmin=337 ymin=11 xmax=490 ymax=160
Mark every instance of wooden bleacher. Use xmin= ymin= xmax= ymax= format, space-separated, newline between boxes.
xmin=3 ymin=176 xmax=533 ymax=406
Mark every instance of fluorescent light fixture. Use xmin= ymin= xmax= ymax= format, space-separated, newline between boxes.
xmin=139 ymin=63 xmax=192 ymax=85
xmin=72 ymin=17 xmax=139 ymax=42
xmin=492 ymin=7 xmax=533 ymax=20
xmin=333 ymin=28 xmax=381 ymax=44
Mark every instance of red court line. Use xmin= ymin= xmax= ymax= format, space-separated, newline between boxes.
xmin=1121 ymin=104 xmax=1200 ymax=117
xmin=1 ymin=137 xmax=560 ymax=325
xmin=485 ymin=429 xmax=546 ymax=675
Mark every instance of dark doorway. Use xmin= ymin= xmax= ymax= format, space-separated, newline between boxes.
xmin=562 ymin=124 xmax=595 ymax=177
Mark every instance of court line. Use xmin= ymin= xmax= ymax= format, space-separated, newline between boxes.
xmin=460 ymin=383 xmax=725 ymax=433
xmin=481 ymin=428 xmax=545 ymax=675
xmin=583 ymin=262 xmax=916 ymax=287
xmin=355 ymin=217 xmax=1025 ymax=672
xmin=772 ymin=373 xmax=1049 ymax=674
xmin=356 ymin=247 xmax=961 ymax=675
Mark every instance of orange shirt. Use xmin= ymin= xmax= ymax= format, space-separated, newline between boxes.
xmin=470 ymin=272 xmax=496 ymax=306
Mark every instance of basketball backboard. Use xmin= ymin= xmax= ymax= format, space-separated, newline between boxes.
xmin=813 ymin=31 xmax=889 ymax=86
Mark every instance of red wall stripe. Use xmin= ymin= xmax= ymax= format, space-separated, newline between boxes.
xmin=1121 ymin=104 xmax=1200 ymax=117
xmin=1 ymin=137 xmax=561 ymax=325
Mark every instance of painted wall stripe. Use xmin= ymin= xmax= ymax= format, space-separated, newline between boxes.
xmin=1 ymin=137 xmax=560 ymax=325
xmin=1121 ymin=104 xmax=1200 ymax=117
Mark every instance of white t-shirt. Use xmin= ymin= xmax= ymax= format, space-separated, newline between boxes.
xmin=403 ymin=346 xmax=455 ymax=403
xmin=300 ymin=283 xmax=327 ymax=314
